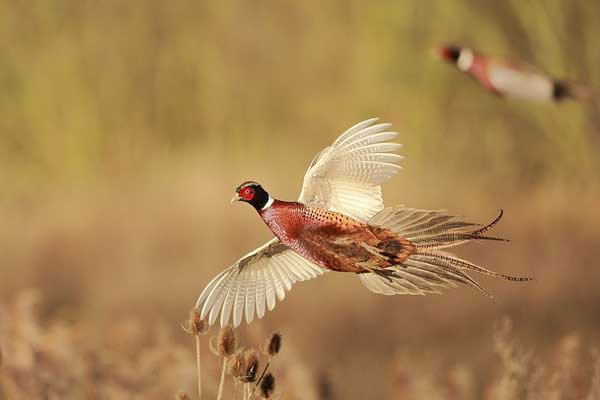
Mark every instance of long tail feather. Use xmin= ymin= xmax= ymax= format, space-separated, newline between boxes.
xmin=554 ymin=80 xmax=595 ymax=102
xmin=361 ymin=207 xmax=532 ymax=297
xmin=431 ymin=251 xmax=532 ymax=282
xmin=412 ymin=210 xmax=508 ymax=250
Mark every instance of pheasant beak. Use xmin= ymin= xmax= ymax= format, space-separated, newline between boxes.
xmin=231 ymin=194 xmax=242 ymax=204
xmin=431 ymin=46 xmax=445 ymax=60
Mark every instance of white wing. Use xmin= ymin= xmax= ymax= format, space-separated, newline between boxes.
xmin=298 ymin=118 xmax=403 ymax=222
xmin=488 ymin=63 xmax=553 ymax=102
xmin=196 ymin=238 xmax=325 ymax=327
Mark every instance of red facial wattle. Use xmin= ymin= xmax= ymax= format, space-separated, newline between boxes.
xmin=438 ymin=46 xmax=452 ymax=60
xmin=240 ymin=187 xmax=254 ymax=201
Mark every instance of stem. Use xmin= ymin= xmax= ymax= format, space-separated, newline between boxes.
xmin=216 ymin=357 xmax=228 ymax=400
xmin=195 ymin=335 xmax=202 ymax=400
xmin=249 ymin=361 xmax=270 ymax=397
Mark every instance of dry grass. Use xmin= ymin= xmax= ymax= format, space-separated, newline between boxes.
xmin=390 ymin=318 xmax=600 ymax=400
xmin=1 ymin=0 xmax=600 ymax=398
xmin=0 ymin=290 xmax=195 ymax=399
xmin=1 ymin=292 xmax=599 ymax=399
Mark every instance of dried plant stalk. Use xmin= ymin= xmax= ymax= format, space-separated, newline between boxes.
xmin=250 ymin=361 xmax=270 ymax=398
xmin=216 ymin=356 xmax=228 ymax=400
xmin=215 ymin=325 xmax=238 ymax=400
xmin=182 ymin=307 xmax=208 ymax=400
xmin=195 ymin=335 xmax=202 ymax=400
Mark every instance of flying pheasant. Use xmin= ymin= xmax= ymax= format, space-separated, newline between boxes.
xmin=196 ymin=119 xmax=530 ymax=327
xmin=436 ymin=44 xmax=592 ymax=102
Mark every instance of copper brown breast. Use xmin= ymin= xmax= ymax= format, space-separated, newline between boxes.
xmin=259 ymin=200 xmax=416 ymax=273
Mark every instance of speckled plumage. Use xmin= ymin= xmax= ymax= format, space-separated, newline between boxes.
xmin=259 ymin=200 xmax=415 ymax=273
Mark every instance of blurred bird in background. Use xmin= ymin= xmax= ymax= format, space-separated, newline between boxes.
xmin=436 ymin=44 xmax=594 ymax=103
xmin=196 ymin=119 xmax=530 ymax=328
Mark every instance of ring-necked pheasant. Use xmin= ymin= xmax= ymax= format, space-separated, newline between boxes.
xmin=197 ymin=119 xmax=530 ymax=327
xmin=435 ymin=44 xmax=592 ymax=103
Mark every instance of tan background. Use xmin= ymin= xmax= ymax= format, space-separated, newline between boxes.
xmin=1 ymin=1 xmax=599 ymax=398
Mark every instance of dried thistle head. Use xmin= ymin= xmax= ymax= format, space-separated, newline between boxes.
xmin=263 ymin=332 xmax=282 ymax=357
xmin=182 ymin=307 xmax=209 ymax=335
xmin=227 ymin=350 xmax=246 ymax=378
xmin=217 ymin=325 xmax=237 ymax=356
xmin=175 ymin=391 xmax=191 ymax=400
xmin=243 ymin=349 xmax=260 ymax=383
xmin=260 ymin=372 xmax=276 ymax=398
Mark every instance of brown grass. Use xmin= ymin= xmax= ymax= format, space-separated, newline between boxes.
xmin=1 ymin=293 xmax=598 ymax=399
xmin=1 ymin=0 xmax=600 ymax=398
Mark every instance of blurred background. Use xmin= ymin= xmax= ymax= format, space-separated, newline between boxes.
xmin=1 ymin=0 xmax=600 ymax=399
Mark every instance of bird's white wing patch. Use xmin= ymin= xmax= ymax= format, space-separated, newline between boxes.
xmin=488 ymin=64 xmax=553 ymax=101
xmin=298 ymin=118 xmax=403 ymax=222
xmin=196 ymin=238 xmax=326 ymax=327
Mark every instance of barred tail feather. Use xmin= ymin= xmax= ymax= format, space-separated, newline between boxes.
xmin=360 ymin=207 xmax=532 ymax=297
xmin=411 ymin=209 xmax=508 ymax=250
xmin=423 ymin=251 xmax=532 ymax=283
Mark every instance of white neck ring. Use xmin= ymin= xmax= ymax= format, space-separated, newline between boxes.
xmin=261 ymin=196 xmax=274 ymax=210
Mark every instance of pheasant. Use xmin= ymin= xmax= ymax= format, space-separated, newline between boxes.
xmin=196 ymin=119 xmax=530 ymax=327
xmin=435 ymin=44 xmax=592 ymax=102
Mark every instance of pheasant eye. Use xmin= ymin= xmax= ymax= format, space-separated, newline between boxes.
xmin=240 ymin=187 xmax=254 ymax=201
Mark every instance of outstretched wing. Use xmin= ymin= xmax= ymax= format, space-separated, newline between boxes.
xmin=298 ymin=118 xmax=403 ymax=222
xmin=488 ymin=62 xmax=554 ymax=102
xmin=196 ymin=238 xmax=325 ymax=327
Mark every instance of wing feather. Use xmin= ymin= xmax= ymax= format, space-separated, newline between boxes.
xmin=298 ymin=118 xmax=402 ymax=222
xmin=196 ymin=239 xmax=326 ymax=327
xmin=358 ymin=261 xmax=463 ymax=297
xmin=265 ymin=266 xmax=277 ymax=311
xmin=245 ymin=270 xmax=256 ymax=324
xmin=274 ymin=260 xmax=293 ymax=291
xmin=233 ymin=277 xmax=246 ymax=328
xmin=255 ymin=269 xmax=266 ymax=319
xmin=199 ymin=271 xmax=229 ymax=317
xmin=219 ymin=277 xmax=238 ymax=327
xmin=332 ymin=118 xmax=381 ymax=146
xmin=270 ymin=261 xmax=287 ymax=301
xmin=208 ymin=281 xmax=228 ymax=325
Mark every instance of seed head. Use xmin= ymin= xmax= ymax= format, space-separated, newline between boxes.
xmin=175 ymin=391 xmax=191 ymax=400
xmin=263 ymin=332 xmax=282 ymax=357
xmin=217 ymin=325 xmax=237 ymax=356
xmin=260 ymin=372 xmax=276 ymax=398
xmin=227 ymin=350 xmax=246 ymax=378
xmin=243 ymin=349 xmax=260 ymax=383
xmin=182 ymin=307 xmax=209 ymax=335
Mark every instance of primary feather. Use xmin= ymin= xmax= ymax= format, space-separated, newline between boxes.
xmin=298 ymin=118 xmax=403 ymax=222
